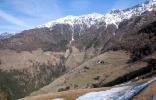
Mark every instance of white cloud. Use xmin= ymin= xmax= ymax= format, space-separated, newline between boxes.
xmin=0 ymin=10 xmax=30 ymax=28
xmin=10 ymin=0 xmax=62 ymax=20
xmin=0 ymin=0 xmax=63 ymax=33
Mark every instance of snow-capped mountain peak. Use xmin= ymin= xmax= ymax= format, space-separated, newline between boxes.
xmin=102 ymin=0 xmax=156 ymax=27
xmin=37 ymin=0 xmax=156 ymax=29
xmin=37 ymin=13 xmax=104 ymax=28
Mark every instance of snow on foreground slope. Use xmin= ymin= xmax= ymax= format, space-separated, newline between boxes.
xmin=51 ymin=77 xmax=156 ymax=100
xmin=75 ymin=77 xmax=156 ymax=100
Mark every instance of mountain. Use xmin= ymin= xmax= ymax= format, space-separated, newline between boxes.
xmin=0 ymin=0 xmax=156 ymax=100
xmin=0 ymin=0 xmax=156 ymax=53
xmin=0 ymin=32 xmax=16 ymax=41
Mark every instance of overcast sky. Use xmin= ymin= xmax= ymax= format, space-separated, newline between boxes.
xmin=0 ymin=0 xmax=148 ymax=33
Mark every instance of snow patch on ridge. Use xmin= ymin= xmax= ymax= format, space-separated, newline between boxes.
xmin=71 ymin=33 xmax=74 ymax=41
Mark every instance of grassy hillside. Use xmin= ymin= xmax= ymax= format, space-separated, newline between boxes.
xmin=0 ymin=63 xmax=66 ymax=99
xmin=30 ymin=50 xmax=155 ymax=96
xmin=0 ymin=49 xmax=67 ymax=100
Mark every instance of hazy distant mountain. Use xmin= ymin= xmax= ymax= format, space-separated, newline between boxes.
xmin=0 ymin=32 xmax=16 ymax=41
